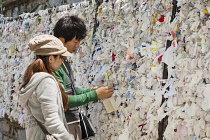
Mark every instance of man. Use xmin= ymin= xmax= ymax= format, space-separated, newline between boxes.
xmin=53 ymin=16 xmax=114 ymax=140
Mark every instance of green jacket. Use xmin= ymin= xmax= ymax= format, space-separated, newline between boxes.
xmin=53 ymin=66 xmax=99 ymax=108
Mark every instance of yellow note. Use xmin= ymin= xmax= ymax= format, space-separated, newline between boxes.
xmin=8 ymin=44 xmax=15 ymax=57
xmin=98 ymin=8 xmax=102 ymax=14
xmin=152 ymin=42 xmax=157 ymax=45
xmin=204 ymin=9 xmax=209 ymax=14
xmin=151 ymin=48 xmax=157 ymax=51
xmin=151 ymin=64 xmax=156 ymax=67
xmin=139 ymin=95 xmax=144 ymax=100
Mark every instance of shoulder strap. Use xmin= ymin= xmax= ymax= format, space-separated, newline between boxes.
xmin=34 ymin=119 xmax=50 ymax=135
xmin=62 ymin=60 xmax=71 ymax=75
xmin=62 ymin=60 xmax=77 ymax=95
xmin=27 ymin=105 xmax=50 ymax=135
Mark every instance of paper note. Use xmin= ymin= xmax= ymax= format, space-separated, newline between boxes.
xmin=8 ymin=44 xmax=15 ymax=57
xmin=102 ymin=97 xmax=119 ymax=113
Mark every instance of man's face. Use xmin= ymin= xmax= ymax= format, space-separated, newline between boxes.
xmin=59 ymin=36 xmax=80 ymax=53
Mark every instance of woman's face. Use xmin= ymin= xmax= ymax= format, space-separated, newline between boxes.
xmin=49 ymin=55 xmax=65 ymax=71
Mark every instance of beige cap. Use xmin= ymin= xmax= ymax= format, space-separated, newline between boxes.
xmin=29 ymin=34 xmax=72 ymax=57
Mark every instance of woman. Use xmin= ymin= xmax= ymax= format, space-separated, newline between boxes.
xmin=19 ymin=34 xmax=74 ymax=140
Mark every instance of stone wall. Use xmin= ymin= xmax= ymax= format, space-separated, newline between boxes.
xmin=0 ymin=117 xmax=26 ymax=140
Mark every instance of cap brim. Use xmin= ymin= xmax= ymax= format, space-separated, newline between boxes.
xmin=61 ymin=51 xmax=72 ymax=57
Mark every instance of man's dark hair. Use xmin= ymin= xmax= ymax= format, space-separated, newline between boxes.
xmin=53 ymin=16 xmax=87 ymax=42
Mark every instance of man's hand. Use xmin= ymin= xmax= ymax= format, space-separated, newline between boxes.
xmin=96 ymin=86 xmax=114 ymax=99
xmin=90 ymin=86 xmax=101 ymax=91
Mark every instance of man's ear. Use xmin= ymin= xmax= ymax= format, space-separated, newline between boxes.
xmin=59 ymin=37 xmax=65 ymax=43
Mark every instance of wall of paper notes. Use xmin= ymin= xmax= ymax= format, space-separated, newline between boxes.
xmin=0 ymin=0 xmax=210 ymax=139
